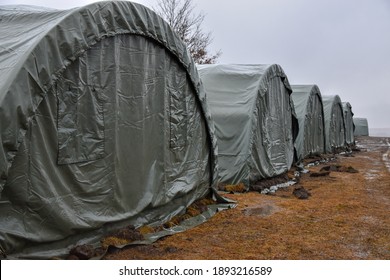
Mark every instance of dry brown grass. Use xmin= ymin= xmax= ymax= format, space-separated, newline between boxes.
xmin=104 ymin=137 xmax=390 ymax=260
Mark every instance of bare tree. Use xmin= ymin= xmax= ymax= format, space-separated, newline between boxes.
xmin=154 ymin=0 xmax=221 ymax=64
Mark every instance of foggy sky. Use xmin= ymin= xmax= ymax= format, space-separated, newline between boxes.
xmin=1 ymin=0 xmax=389 ymax=128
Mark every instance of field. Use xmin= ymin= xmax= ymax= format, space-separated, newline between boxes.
xmin=104 ymin=136 xmax=390 ymax=260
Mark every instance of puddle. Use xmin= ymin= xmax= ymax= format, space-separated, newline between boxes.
xmin=242 ymin=204 xmax=281 ymax=217
xmin=356 ymin=137 xmax=390 ymax=153
xmin=382 ymin=140 xmax=390 ymax=173
xmin=364 ymin=170 xmax=380 ymax=180
xmin=382 ymin=152 xmax=390 ymax=172
xmin=358 ymin=137 xmax=390 ymax=175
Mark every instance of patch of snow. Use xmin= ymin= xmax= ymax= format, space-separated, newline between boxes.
xmin=260 ymin=180 xmax=296 ymax=194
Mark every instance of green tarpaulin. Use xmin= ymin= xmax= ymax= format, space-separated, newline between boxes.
xmin=197 ymin=64 xmax=298 ymax=188
xmin=342 ymin=102 xmax=355 ymax=146
xmin=354 ymin=118 xmax=369 ymax=136
xmin=291 ymin=85 xmax=325 ymax=161
xmin=322 ymin=95 xmax=346 ymax=153
xmin=0 ymin=1 xmax=220 ymax=258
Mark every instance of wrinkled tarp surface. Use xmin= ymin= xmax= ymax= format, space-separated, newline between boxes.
xmin=291 ymin=85 xmax=325 ymax=161
xmin=322 ymin=95 xmax=346 ymax=153
xmin=342 ymin=102 xmax=355 ymax=145
xmin=353 ymin=118 xmax=369 ymax=136
xmin=0 ymin=1 xmax=220 ymax=258
xmin=197 ymin=64 xmax=298 ymax=187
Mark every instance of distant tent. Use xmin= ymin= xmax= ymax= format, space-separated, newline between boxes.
xmin=342 ymin=102 xmax=355 ymax=146
xmin=0 ymin=2 xmax=220 ymax=257
xmin=291 ymin=85 xmax=326 ymax=161
xmin=197 ymin=64 xmax=298 ymax=189
xmin=354 ymin=118 xmax=369 ymax=136
xmin=322 ymin=95 xmax=346 ymax=153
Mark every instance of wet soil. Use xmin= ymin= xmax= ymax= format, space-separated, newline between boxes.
xmin=104 ymin=136 xmax=390 ymax=260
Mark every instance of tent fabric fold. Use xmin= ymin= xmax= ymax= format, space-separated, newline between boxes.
xmin=0 ymin=1 xmax=220 ymax=258
xmin=291 ymin=85 xmax=326 ymax=162
xmin=197 ymin=64 xmax=298 ymax=188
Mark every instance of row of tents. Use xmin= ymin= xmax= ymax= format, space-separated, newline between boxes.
xmin=198 ymin=65 xmax=368 ymax=188
xmin=0 ymin=1 xmax=369 ymax=258
xmin=198 ymin=65 xmax=360 ymax=188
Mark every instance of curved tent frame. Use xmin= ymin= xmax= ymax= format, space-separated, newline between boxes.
xmin=322 ymin=95 xmax=346 ymax=153
xmin=0 ymin=1 xmax=220 ymax=257
xmin=291 ymin=85 xmax=326 ymax=161
xmin=198 ymin=64 xmax=298 ymax=188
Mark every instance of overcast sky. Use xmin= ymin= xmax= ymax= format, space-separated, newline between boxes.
xmin=1 ymin=0 xmax=389 ymax=129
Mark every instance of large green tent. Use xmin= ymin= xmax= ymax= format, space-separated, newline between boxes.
xmin=353 ymin=118 xmax=369 ymax=136
xmin=322 ymin=95 xmax=346 ymax=153
xmin=291 ymin=85 xmax=326 ymax=161
xmin=0 ymin=1 xmax=220 ymax=258
xmin=342 ymin=102 xmax=355 ymax=146
xmin=197 ymin=64 xmax=298 ymax=189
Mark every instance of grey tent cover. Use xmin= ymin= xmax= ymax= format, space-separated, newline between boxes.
xmin=0 ymin=1 xmax=220 ymax=257
xmin=353 ymin=118 xmax=369 ymax=136
xmin=291 ymin=85 xmax=325 ymax=161
xmin=342 ymin=102 xmax=355 ymax=145
xmin=322 ymin=95 xmax=346 ymax=153
xmin=197 ymin=64 xmax=298 ymax=188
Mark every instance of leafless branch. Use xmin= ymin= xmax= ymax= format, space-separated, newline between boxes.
xmin=154 ymin=0 xmax=221 ymax=64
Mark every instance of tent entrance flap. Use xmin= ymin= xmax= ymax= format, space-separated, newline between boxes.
xmin=57 ymin=57 xmax=106 ymax=165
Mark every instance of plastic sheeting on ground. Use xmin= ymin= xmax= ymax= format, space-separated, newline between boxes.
xmin=291 ymin=85 xmax=326 ymax=161
xmin=197 ymin=64 xmax=298 ymax=188
xmin=342 ymin=102 xmax=355 ymax=145
xmin=354 ymin=118 xmax=370 ymax=136
xmin=0 ymin=1 xmax=222 ymax=258
xmin=322 ymin=95 xmax=346 ymax=153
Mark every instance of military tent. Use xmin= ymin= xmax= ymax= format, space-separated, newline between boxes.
xmin=322 ymin=95 xmax=346 ymax=153
xmin=197 ymin=64 xmax=298 ymax=189
xmin=354 ymin=118 xmax=369 ymax=136
xmin=0 ymin=1 xmax=220 ymax=257
xmin=342 ymin=102 xmax=355 ymax=146
xmin=291 ymin=85 xmax=326 ymax=161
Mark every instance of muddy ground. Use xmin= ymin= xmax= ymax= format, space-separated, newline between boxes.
xmin=104 ymin=137 xmax=390 ymax=260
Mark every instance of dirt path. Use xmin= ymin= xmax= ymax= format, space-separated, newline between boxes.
xmin=105 ymin=137 xmax=390 ymax=260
